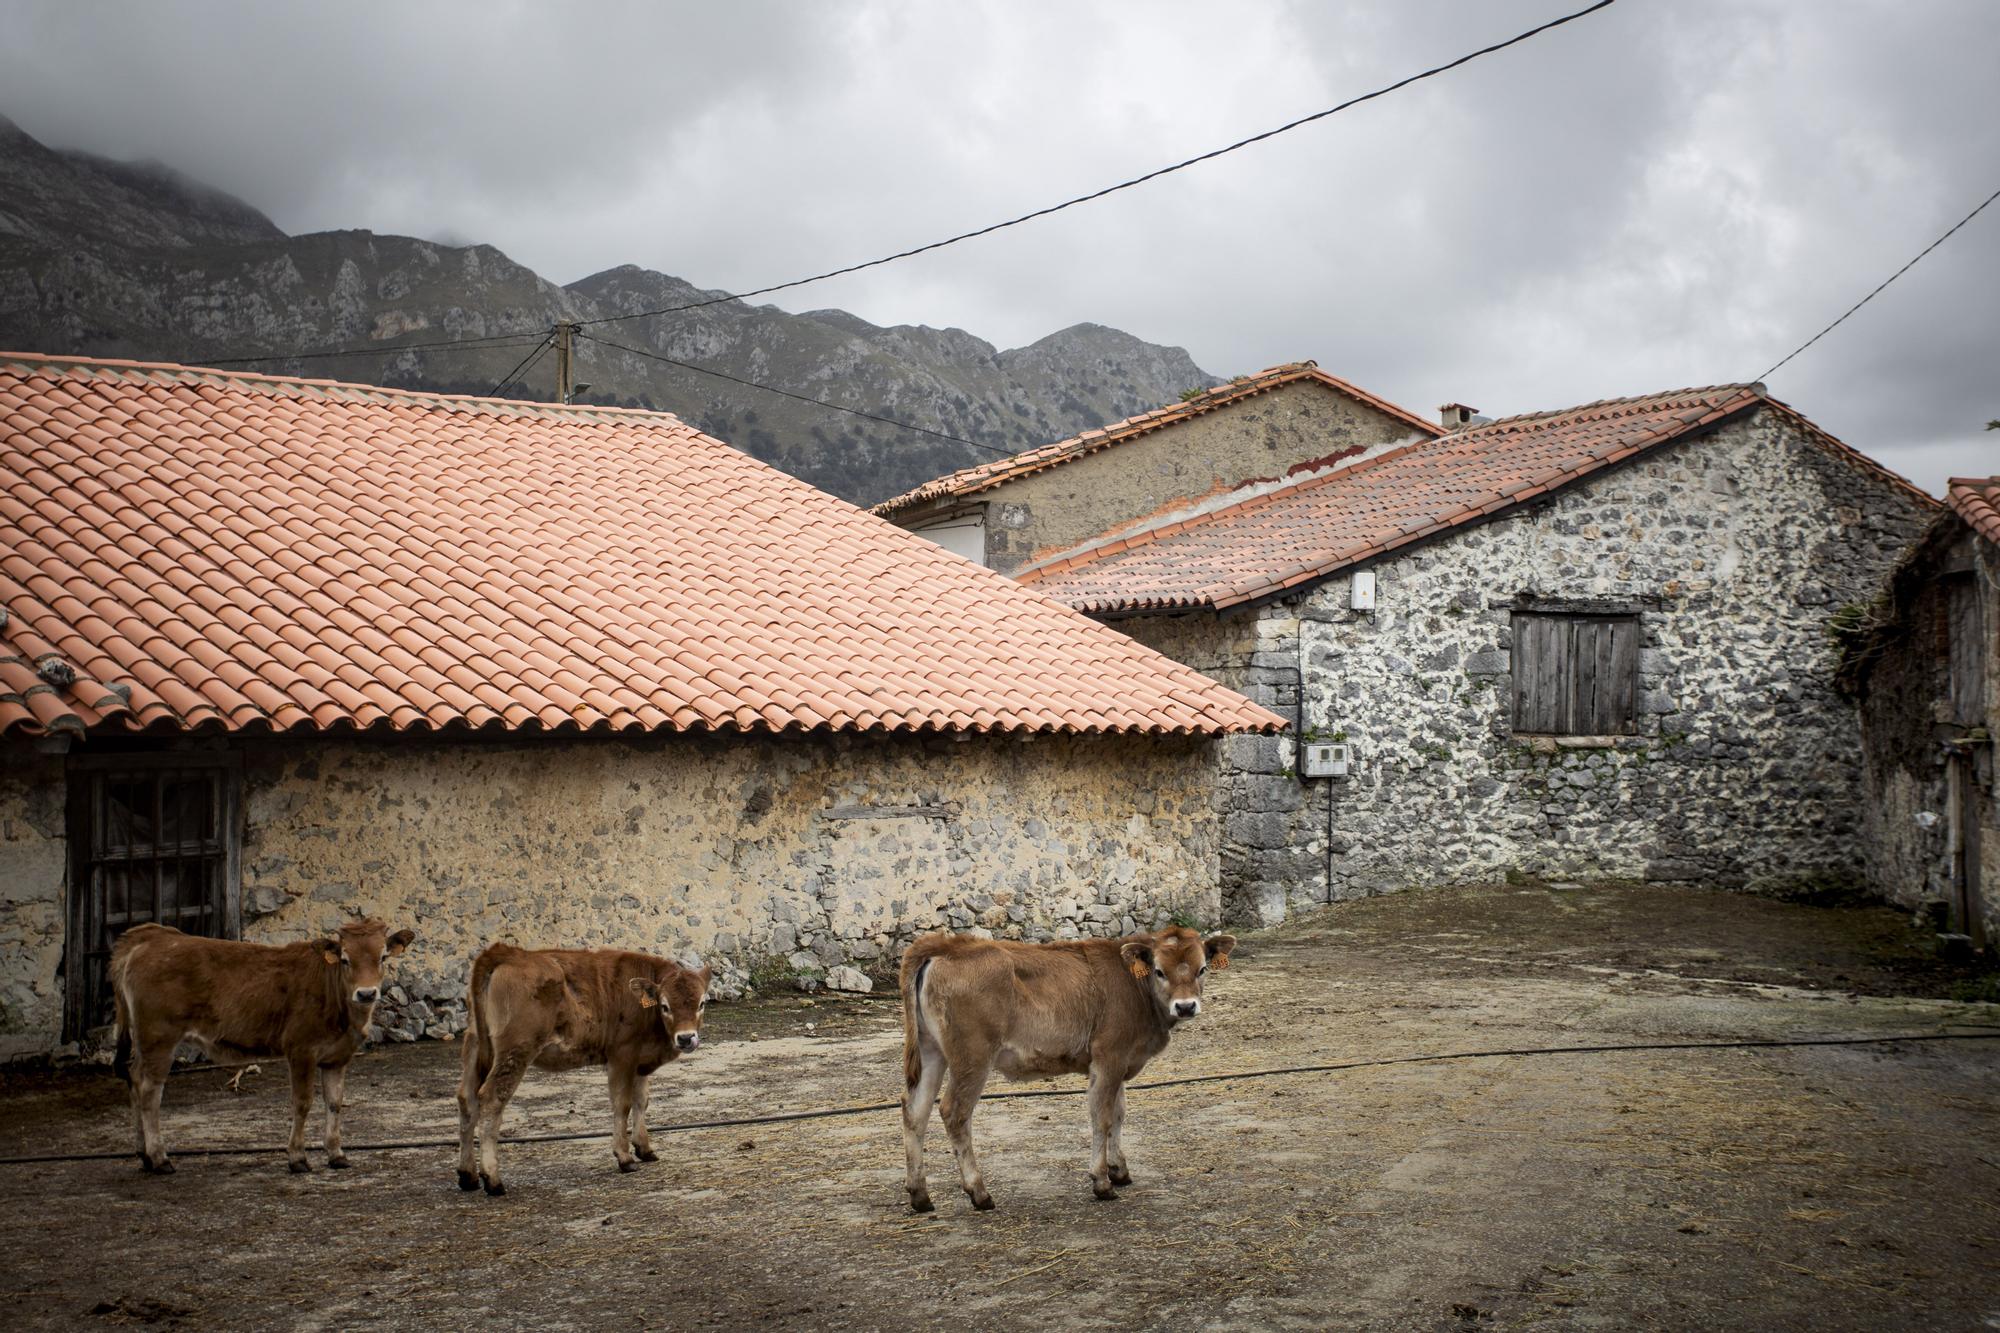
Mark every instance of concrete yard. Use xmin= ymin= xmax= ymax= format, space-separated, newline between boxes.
xmin=1 ymin=883 xmax=1996 ymax=1331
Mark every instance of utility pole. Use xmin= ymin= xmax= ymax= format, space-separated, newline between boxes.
xmin=553 ymin=322 xmax=579 ymax=403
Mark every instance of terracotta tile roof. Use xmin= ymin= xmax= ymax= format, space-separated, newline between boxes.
xmin=1021 ymin=384 xmax=1937 ymax=615
xmin=1947 ymin=477 xmax=2000 ymax=546
xmin=871 ymin=361 xmax=1440 ymax=518
xmin=0 ymin=354 xmax=1282 ymax=739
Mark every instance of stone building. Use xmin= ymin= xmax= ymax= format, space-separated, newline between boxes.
xmin=910 ymin=379 xmax=1934 ymax=925
xmin=1845 ymin=477 xmax=2000 ymax=947
xmin=874 ymin=361 xmax=1439 ymax=574
xmin=0 ymin=354 xmax=1278 ymax=1059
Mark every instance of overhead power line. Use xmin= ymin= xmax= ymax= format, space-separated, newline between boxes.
xmin=576 ymin=330 xmax=1011 ymax=456
xmin=174 ymin=2 xmax=1614 ymax=390
xmin=1758 ymin=183 xmax=2000 ymax=382
xmin=581 ymin=0 xmax=1619 ymax=331
xmin=204 ymin=330 xmax=548 ymax=368
xmin=488 ymin=334 xmax=555 ymax=397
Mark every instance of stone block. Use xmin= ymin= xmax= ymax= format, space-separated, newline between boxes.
xmin=1244 ymin=780 xmax=1305 ymax=814
xmin=1223 ymin=734 xmax=1292 ymax=776
xmin=825 ymin=965 xmax=873 ymax=994
xmin=1225 ymin=812 xmax=1291 ymax=850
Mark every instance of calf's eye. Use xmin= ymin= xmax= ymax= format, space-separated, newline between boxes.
xmin=1153 ymin=968 xmax=1165 ymax=979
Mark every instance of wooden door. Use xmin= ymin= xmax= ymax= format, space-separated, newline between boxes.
xmin=64 ymin=757 xmax=240 ymax=1040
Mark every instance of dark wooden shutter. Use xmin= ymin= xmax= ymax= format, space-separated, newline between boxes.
xmin=1513 ymin=613 xmax=1640 ymax=736
xmin=1513 ymin=614 xmax=1568 ymax=733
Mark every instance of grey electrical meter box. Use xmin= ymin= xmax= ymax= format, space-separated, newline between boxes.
xmin=1302 ymin=741 xmax=1351 ymax=778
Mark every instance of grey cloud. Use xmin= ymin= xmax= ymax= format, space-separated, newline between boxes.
xmin=1 ymin=0 xmax=1994 ymax=490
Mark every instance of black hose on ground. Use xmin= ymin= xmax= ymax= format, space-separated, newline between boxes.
xmin=2 ymin=1028 xmax=1994 ymax=1168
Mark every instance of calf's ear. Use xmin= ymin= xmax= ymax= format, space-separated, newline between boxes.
xmin=1204 ymin=934 xmax=1238 ymax=970
xmin=1119 ymin=940 xmax=1156 ymax=981
xmin=628 ymin=976 xmax=661 ymax=1008
xmin=387 ymin=928 xmax=415 ymax=955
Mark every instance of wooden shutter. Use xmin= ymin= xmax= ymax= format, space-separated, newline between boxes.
xmin=1513 ymin=613 xmax=1640 ymax=736
xmin=1512 ymin=614 xmax=1568 ymax=733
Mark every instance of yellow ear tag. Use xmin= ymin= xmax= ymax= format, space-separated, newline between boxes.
xmin=636 ymin=991 xmax=658 ymax=1008
xmin=1210 ymin=954 xmax=1230 ymax=971
xmin=1128 ymin=960 xmax=1150 ymax=981
xmin=322 ymin=949 xmax=340 ymax=966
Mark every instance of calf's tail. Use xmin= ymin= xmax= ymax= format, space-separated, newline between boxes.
xmin=108 ymin=927 xmax=154 ymax=1086
xmin=112 ymin=998 xmax=132 ymax=1085
xmin=464 ymin=945 xmax=505 ymax=1069
xmin=899 ymin=936 xmax=949 ymax=1088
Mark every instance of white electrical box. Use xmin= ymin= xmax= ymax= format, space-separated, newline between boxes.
xmin=1302 ymin=742 xmax=1351 ymax=778
xmin=1350 ymin=571 xmax=1377 ymax=612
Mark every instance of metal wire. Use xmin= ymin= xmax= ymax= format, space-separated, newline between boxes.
xmin=4 ymin=1027 xmax=1991 ymax=1168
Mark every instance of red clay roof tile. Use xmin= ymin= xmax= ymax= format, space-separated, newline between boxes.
xmin=1020 ymin=385 xmax=1936 ymax=615
xmin=0 ymin=354 xmax=1280 ymax=740
xmin=1947 ymin=477 xmax=2000 ymax=546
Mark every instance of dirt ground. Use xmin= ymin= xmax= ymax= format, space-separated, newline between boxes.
xmin=1 ymin=883 xmax=1997 ymax=1331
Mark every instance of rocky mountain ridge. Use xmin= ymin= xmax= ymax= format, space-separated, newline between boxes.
xmin=0 ymin=116 xmax=1218 ymax=503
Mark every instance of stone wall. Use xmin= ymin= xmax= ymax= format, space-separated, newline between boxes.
xmin=0 ymin=729 xmax=1220 ymax=1057
xmin=1117 ymin=611 xmax=1310 ymax=925
xmin=1855 ymin=522 xmax=2000 ymax=942
xmin=0 ymin=752 xmax=67 ymax=1061
xmin=1122 ymin=408 xmax=1933 ymax=920
xmin=895 ymin=380 xmax=1429 ymax=574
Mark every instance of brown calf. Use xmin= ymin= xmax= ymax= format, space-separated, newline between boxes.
xmin=110 ymin=919 xmax=415 ymax=1174
xmin=899 ymin=925 xmax=1236 ymax=1211
xmin=456 ymin=944 xmax=712 ymax=1195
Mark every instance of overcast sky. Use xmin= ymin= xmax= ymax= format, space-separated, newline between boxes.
xmin=3 ymin=0 xmax=1995 ymax=492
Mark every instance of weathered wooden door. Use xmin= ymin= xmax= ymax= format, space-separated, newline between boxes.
xmin=1944 ymin=572 xmax=1987 ymax=945
xmin=64 ymin=757 xmax=240 ymax=1040
xmin=1950 ymin=754 xmax=1986 ymax=946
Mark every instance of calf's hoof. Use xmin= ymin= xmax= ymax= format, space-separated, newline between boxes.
xmin=1109 ymin=1165 xmax=1133 ymax=1187
xmin=457 ymin=1170 xmax=480 ymax=1192
xmin=908 ymin=1191 xmax=934 ymax=1214
xmin=635 ymin=1146 xmax=659 ymax=1163
xmin=616 ymin=1157 xmax=640 ymax=1174
xmin=481 ymin=1175 xmax=506 ymax=1197
xmin=1092 ymin=1181 xmax=1119 ymax=1201
xmin=327 ymin=1155 xmax=352 ymax=1170
xmin=288 ymin=1159 xmax=312 ymax=1175
xmin=969 ymin=1191 xmax=996 ymax=1212
xmin=141 ymin=1157 xmax=174 ymax=1175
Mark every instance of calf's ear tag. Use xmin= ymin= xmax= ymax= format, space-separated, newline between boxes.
xmin=321 ymin=948 xmax=340 ymax=966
